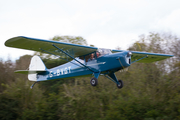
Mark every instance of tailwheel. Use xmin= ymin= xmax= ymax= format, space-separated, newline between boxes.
xmin=117 ymin=80 xmax=123 ymax=89
xmin=90 ymin=77 xmax=98 ymax=86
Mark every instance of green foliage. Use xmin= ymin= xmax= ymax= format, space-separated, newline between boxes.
xmin=0 ymin=58 xmax=15 ymax=92
xmin=42 ymin=58 xmax=65 ymax=69
xmin=0 ymin=95 xmax=19 ymax=120
xmin=0 ymin=32 xmax=180 ymax=119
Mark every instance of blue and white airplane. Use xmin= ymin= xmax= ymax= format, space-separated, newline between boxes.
xmin=5 ymin=36 xmax=174 ymax=89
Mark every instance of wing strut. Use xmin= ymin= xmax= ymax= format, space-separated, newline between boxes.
xmin=131 ymin=55 xmax=148 ymax=64
xmin=52 ymin=44 xmax=98 ymax=73
xmin=40 ymin=48 xmax=82 ymax=67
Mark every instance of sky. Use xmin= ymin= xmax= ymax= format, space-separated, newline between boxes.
xmin=1 ymin=0 xmax=180 ymax=60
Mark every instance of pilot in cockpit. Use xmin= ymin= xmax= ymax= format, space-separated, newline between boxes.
xmin=88 ymin=53 xmax=95 ymax=61
xmin=96 ymin=52 xmax=100 ymax=58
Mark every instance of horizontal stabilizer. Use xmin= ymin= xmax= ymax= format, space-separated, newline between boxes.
xmin=14 ymin=55 xmax=47 ymax=81
xmin=15 ymin=70 xmax=47 ymax=74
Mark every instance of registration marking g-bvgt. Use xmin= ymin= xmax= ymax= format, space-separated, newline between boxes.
xmin=49 ymin=66 xmax=71 ymax=77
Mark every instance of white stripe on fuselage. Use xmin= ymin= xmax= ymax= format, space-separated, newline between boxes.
xmin=71 ymin=62 xmax=106 ymax=70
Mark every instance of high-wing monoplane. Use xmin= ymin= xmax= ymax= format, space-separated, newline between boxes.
xmin=5 ymin=36 xmax=174 ymax=89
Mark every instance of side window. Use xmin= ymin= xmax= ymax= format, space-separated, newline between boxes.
xmin=85 ymin=52 xmax=96 ymax=62
xmin=88 ymin=53 xmax=95 ymax=62
xmin=83 ymin=51 xmax=103 ymax=63
xmin=79 ymin=56 xmax=85 ymax=63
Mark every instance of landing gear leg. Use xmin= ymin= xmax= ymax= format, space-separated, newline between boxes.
xmin=30 ymin=81 xmax=39 ymax=89
xmin=106 ymin=72 xmax=124 ymax=89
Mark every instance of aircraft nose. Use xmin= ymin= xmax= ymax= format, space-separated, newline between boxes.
xmin=127 ymin=51 xmax=132 ymax=57
xmin=126 ymin=51 xmax=132 ymax=64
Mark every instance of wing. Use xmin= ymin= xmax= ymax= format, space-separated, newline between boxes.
xmin=5 ymin=36 xmax=98 ymax=58
xmin=112 ymin=50 xmax=174 ymax=63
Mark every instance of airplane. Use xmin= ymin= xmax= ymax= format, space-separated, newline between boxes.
xmin=5 ymin=36 xmax=174 ymax=89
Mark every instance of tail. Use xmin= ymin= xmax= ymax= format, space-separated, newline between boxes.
xmin=15 ymin=56 xmax=47 ymax=81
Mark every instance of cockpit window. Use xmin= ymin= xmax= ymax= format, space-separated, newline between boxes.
xmin=78 ymin=48 xmax=112 ymax=63
xmin=88 ymin=53 xmax=95 ymax=61
xmin=97 ymin=48 xmax=112 ymax=56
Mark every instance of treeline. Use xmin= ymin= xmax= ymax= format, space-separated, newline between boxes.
xmin=0 ymin=32 xmax=180 ymax=120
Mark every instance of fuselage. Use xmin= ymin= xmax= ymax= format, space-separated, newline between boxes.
xmin=37 ymin=51 xmax=131 ymax=81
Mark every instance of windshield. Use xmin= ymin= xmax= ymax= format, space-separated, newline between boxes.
xmin=97 ymin=48 xmax=112 ymax=56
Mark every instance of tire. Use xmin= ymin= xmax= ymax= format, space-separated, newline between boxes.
xmin=117 ymin=80 xmax=123 ymax=89
xmin=90 ymin=77 xmax=98 ymax=86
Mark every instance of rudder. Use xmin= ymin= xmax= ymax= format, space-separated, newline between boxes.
xmin=28 ymin=56 xmax=47 ymax=81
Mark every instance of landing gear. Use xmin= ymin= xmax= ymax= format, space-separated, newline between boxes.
xmin=30 ymin=81 xmax=39 ymax=89
xmin=117 ymin=80 xmax=123 ymax=89
xmin=105 ymin=72 xmax=124 ymax=89
xmin=90 ymin=72 xmax=124 ymax=89
xmin=90 ymin=77 xmax=98 ymax=86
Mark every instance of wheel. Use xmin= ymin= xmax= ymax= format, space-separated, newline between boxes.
xmin=90 ymin=77 xmax=98 ymax=86
xmin=117 ymin=80 xmax=123 ymax=89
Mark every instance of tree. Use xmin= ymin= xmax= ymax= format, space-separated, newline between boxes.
xmin=1 ymin=32 xmax=180 ymax=119
xmin=0 ymin=58 xmax=15 ymax=92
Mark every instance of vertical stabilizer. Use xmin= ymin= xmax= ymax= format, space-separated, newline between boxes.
xmin=28 ymin=56 xmax=47 ymax=81
xmin=29 ymin=55 xmax=46 ymax=70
